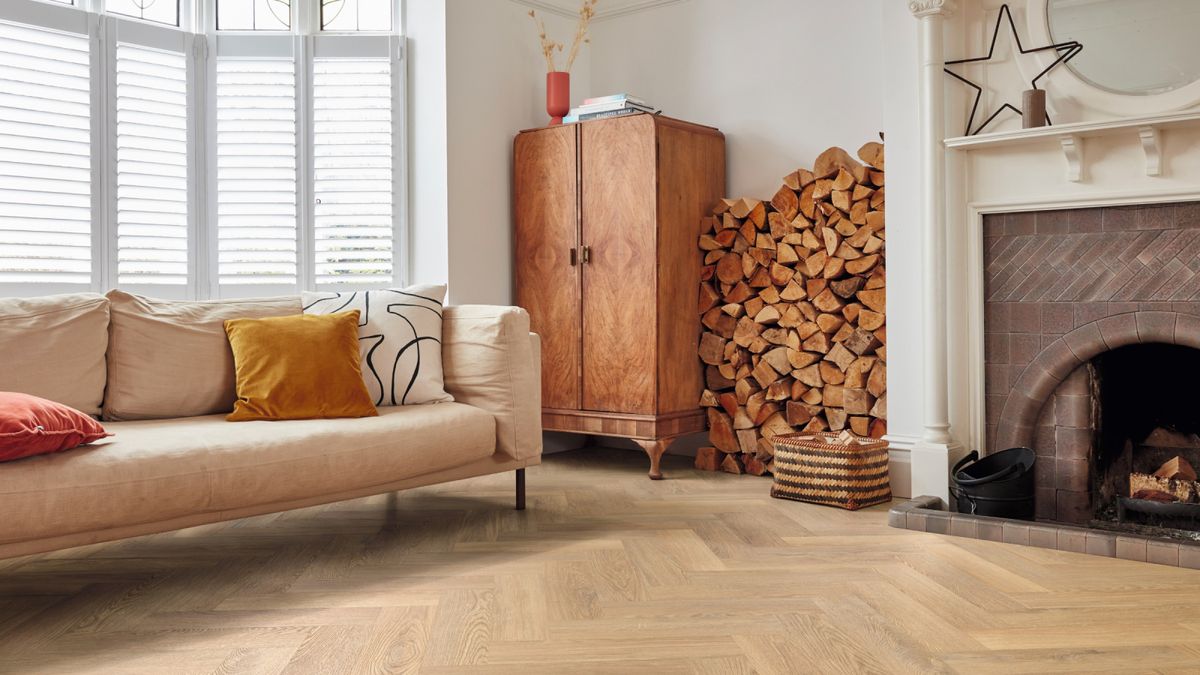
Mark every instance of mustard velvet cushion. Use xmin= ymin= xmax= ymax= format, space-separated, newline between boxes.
xmin=224 ymin=311 xmax=378 ymax=421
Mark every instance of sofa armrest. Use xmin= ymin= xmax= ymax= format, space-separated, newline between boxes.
xmin=442 ymin=305 xmax=542 ymax=462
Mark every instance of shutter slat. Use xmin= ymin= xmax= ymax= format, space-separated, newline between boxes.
xmin=312 ymin=56 xmax=393 ymax=286
xmin=0 ymin=21 xmax=91 ymax=284
xmin=116 ymin=42 xmax=189 ymax=285
xmin=217 ymin=57 xmax=298 ymax=286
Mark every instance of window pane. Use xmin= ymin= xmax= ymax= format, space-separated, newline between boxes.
xmin=217 ymin=58 xmax=297 ymax=285
xmin=115 ymin=43 xmax=189 ymax=285
xmin=106 ymin=0 xmax=180 ymax=26
xmin=321 ymin=0 xmax=392 ymax=31
xmin=312 ymin=57 xmax=393 ymax=284
xmin=0 ymin=21 xmax=92 ymax=284
xmin=217 ymin=0 xmax=291 ymax=31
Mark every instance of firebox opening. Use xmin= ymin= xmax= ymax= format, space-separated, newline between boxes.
xmin=1094 ymin=343 xmax=1200 ymax=534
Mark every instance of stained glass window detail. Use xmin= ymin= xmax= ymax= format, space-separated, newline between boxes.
xmin=321 ymin=0 xmax=391 ymax=32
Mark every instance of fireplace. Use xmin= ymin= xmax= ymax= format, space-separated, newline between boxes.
xmin=982 ymin=201 xmax=1200 ymax=537
xmin=1094 ymin=344 xmax=1200 ymax=536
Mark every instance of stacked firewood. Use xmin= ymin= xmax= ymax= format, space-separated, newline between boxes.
xmin=1130 ymin=456 xmax=1199 ymax=503
xmin=694 ymin=143 xmax=887 ymax=476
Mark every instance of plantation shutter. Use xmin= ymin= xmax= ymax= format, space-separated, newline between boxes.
xmin=112 ymin=20 xmax=192 ymax=287
xmin=0 ymin=18 xmax=92 ymax=285
xmin=311 ymin=36 xmax=399 ymax=286
xmin=215 ymin=38 xmax=297 ymax=287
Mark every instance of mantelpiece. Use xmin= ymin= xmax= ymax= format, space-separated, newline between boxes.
xmin=945 ymin=111 xmax=1200 ymax=182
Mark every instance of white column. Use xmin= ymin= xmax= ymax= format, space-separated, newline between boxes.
xmin=908 ymin=0 xmax=963 ymax=503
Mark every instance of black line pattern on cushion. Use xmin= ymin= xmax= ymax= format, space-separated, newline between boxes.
xmin=303 ymin=288 xmax=444 ymax=405
xmin=361 ymin=333 xmax=386 ymax=405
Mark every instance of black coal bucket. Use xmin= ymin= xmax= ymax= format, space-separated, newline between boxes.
xmin=950 ymin=447 xmax=1036 ymax=519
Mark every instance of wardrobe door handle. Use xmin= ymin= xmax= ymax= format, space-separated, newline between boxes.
xmin=569 ymin=247 xmax=578 ymax=266
xmin=580 ymin=245 xmax=591 ymax=264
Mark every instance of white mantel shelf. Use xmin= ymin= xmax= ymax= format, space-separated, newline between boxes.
xmin=944 ymin=111 xmax=1200 ymax=181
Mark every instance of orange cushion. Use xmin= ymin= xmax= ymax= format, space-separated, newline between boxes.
xmin=224 ymin=311 xmax=378 ymax=422
xmin=0 ymin=392 xmax=111 ymax=462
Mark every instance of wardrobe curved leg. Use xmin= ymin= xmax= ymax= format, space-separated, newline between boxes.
xmin=633 ymin=438 xmax=672 ymax=480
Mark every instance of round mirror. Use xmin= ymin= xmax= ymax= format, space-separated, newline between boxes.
xmin=1047 ymin=0 xmax=1200 ymax=96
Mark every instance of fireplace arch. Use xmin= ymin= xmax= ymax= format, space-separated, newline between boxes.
xmin=994 ymin=311 xmax=1200 ymax=452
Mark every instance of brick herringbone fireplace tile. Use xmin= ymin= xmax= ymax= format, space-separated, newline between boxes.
xmin=1007 ymin=212 xmax=1036 ymax=235
xmin=1041 ymin=304 xmax=1073 ymax=334
xmin=1138 ymin=204 xmax=1175 ymax=230
xmin=1180 ymin=202 xmax=1200 ymax=228
xmin=1011 ymin=334 xmax=1040 ymax=363
xmin=1036 ymin=210 xmax=1069 ymax=235
xmin=1011 ymin=303 xmax=1040 ymax=333
xmin=1099 ymin=206 xmax=1133 ymax=232
xmin=1069 ymin=208 xmax=1104 ymax=233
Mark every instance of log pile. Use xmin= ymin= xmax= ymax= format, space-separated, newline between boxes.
xmin=694 ymin=143 xmax=886 ymax=476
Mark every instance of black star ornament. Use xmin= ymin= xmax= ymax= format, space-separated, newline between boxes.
xmin=944 ymin=3 xmax=1082 ymax=136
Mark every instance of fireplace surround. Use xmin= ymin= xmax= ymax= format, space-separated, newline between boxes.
xmin=982 ymin=201 xmax=1200 ymax=531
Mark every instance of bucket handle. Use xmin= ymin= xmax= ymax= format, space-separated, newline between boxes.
xmin=952 ymin=450 xmax=978 ymax=476
xmin=951 ymin=450 xmax=1025 ymax=486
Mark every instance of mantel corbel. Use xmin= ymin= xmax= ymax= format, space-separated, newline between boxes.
xmin=1138 ymin=126 xmax=1162 ymax=177
xmin=1060 ymin=134 xmax=1083 ymax=183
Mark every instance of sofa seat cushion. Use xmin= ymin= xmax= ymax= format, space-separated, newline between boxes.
xmin=0 ymin=403 xmax=495 ymax=546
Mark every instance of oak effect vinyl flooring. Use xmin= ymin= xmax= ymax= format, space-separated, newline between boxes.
xmin=2 ymin=448 xmax=1199 ymax=674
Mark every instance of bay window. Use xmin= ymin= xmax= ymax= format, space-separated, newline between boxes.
xmin=0 ymin=0 xmax=404 ymax=298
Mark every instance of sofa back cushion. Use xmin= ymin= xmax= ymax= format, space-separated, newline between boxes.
xmin=0 ymin=293 xmax=110 ymax=415
xmin=104 ymin=291 xmax=300 ymax=420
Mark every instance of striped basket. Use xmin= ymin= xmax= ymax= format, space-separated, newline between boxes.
xmin=770 ymin=432 xmax=891 ymax=510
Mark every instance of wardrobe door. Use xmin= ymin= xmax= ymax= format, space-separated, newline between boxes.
xmin=514 ymin=125 xmax=581 ymax=410
xmin=579 ymin=115 xmax=657 ymax=414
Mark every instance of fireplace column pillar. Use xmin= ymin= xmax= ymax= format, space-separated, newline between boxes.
xmin=909 ymin=0 xmax=963 ymax=503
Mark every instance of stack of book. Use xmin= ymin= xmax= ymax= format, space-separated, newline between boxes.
xmin=562 ymin=94 xmax=657 ymax=123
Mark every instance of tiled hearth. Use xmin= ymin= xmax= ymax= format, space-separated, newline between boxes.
xmin=982 ymin=201 xmax=1200 ymax=530
xmin=889 ymin=497 xmax=1200 ymax=569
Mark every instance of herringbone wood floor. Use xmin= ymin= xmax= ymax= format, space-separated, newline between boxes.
xmin=2 ymin=449 xmax=1199 ymax=674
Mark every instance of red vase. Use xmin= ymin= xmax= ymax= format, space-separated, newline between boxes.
xmin=546 ymin=71 xmax=570 ymax=125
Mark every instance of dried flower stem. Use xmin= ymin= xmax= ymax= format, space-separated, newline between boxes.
xmin=528 ymin=10 xmax=564 ymax=73
xmin=564 ymin=0 xmax=598 ymax=72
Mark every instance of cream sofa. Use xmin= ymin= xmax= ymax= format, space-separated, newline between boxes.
xmin=0 ymin=294 xmax=542 ymax=560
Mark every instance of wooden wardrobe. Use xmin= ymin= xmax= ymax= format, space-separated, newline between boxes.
xmin=513 ymin=113 xmax=725 ymax=479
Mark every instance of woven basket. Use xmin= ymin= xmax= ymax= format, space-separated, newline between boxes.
xmin=771 ymin=432 xmax=891 ymax=510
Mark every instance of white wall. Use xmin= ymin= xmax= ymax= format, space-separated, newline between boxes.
xmin=444 ymin=1 xmax=588 ymax=305
xmin=404 ymin=0 xmax=449 ymax=287
xmin=586 ymin=0 xmax=885 ymax=198
xmin=880 ymin=1 xmax=924 ymax=458
xmin=407 ymin=0 xmax=588 ymax=305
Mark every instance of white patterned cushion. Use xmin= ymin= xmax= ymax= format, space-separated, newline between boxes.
xmin=301 ymin=285 xmax=453 ymax=406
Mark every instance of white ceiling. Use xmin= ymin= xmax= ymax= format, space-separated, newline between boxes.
xmin=511 ymin=0 xmax=687 ymax=22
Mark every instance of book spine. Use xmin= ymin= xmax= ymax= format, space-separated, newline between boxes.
xmin=576 ymin=101 xmax=631 ymax=114
xmin=575 ymin=108 xmax=643 ymax=121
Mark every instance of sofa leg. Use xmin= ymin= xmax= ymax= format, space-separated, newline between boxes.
xmin=515 ymin=468 xmax=526 ymax=511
